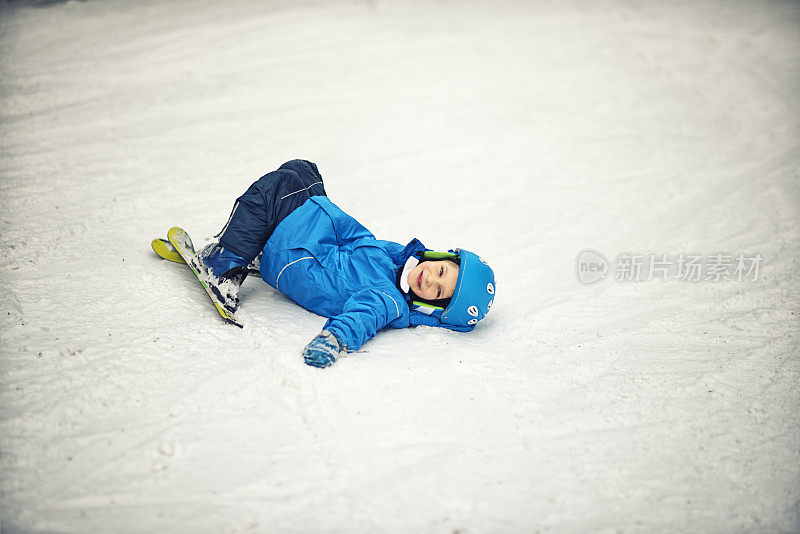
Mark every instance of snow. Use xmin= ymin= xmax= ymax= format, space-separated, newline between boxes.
xmin=1 ymin=0 xmax=798 ymax=532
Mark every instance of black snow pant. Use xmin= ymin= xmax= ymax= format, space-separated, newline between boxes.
xmin=216 ymin=159 xmax=327 ymax=262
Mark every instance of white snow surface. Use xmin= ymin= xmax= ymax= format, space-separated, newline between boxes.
xmin=1 ymin=1 xmax=799 ymax=532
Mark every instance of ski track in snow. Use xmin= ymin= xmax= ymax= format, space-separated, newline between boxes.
xmin=1 ymin=0 xmax=799 ymax=532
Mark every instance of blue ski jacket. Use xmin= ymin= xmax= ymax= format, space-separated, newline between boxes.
xmin=259 ymin=195 xmax=426 ymax=351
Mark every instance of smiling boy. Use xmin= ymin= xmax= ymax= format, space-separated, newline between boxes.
xmin=198 ymin=159 xmax=496 ymax=368
xmin=406 ymin=260 xmax=459 ymax=301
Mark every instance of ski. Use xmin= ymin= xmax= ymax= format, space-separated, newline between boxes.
xmin=151 ymin=238 xmax=184 ymax=263
xmin=166 ymin=227 xmax=244 ymax=328
xmin=152 ymin=238 xmax=262 ymax=277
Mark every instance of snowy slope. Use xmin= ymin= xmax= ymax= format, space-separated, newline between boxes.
xmin=1 ymin=0 xmax=798 ymax=532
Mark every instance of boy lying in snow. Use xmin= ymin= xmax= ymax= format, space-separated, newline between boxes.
xmin=199 ymin=159 xmax=495 ymax=368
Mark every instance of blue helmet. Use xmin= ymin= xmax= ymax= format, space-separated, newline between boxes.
xmin=409 ymin=248 xmax=496 ymax=332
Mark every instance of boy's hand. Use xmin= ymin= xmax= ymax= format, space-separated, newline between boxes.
xmin=302 ymin=330 xmax=343 ymax=368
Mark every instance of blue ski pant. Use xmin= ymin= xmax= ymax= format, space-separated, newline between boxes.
xmin=216 ymin=159 xmax=327 ymax=262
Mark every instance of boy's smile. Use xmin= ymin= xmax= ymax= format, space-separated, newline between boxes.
xmin=407 ymin=260 xmax=459 ymax=301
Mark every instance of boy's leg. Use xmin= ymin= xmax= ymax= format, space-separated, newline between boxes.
xmin=215 ymin=160 xmax=327 ymax=262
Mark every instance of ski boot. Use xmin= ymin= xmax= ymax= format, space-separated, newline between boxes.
xmin=196 ymin=243 xmax=249 ymax=312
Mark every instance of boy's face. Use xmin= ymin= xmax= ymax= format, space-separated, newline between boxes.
xmin=407 ymin=260 xmax=459 ymax=301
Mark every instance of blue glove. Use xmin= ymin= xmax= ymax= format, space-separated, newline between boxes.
xmin=302 ymin=330 xmax=344 ymax=368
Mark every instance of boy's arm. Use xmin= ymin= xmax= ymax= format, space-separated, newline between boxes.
xmin=327 ymin=288 xmax=409 ymax=351
xmin=302 ymin=288 xmax=408 ymax=368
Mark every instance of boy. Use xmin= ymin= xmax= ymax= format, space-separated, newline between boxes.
xmin=200 ymin=160 xmax=495 ymax=368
